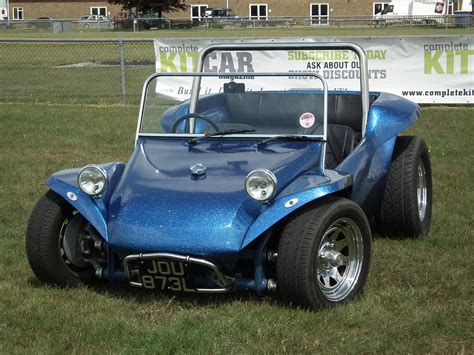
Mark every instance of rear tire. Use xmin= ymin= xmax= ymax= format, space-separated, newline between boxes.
xmin=277 ymin=197 xmax=372 ymax=309
xmin=376 ymin=136 xmax=432 ymax=238
xmin=26 ymin=190 xmax=94 ymax=287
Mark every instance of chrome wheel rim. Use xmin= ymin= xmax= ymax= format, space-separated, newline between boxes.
xmin=316 ymin=218 xmax=364 ymax=302
xmin=58 ymin=211 xmax=88 ymax=273
xmin=59 ymin=213 xmax=73 ymax=268
xmin=417 ymin=159 xmax=428 ymax=221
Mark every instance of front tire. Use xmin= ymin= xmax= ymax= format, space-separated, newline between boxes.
xmin=376 ymin=136 xmax=432 ymax=238
xmin=277 ymin=197 xmax=372 ymax=309
xmin=26 ymin=190 xmax=94 ymax=287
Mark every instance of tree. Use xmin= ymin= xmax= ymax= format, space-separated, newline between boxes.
xmin=107 ymin=0 xmax=188 ymax=16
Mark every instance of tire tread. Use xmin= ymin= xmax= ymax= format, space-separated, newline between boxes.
xmin=376 ymin=136 xmax=432 ymax=237
xmin=277 ymin=197 xmax=371 ymax=309
xmin=26 ymin=190 xmax=85 ymax=287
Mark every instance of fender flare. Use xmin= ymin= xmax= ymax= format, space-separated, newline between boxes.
xmin=46 ymin=162 xmax=125 ymax=241
xmin=241 ymin=171 xmax=352 ymax=249
xmin=366 ymin=92 xmax=420 ymax=146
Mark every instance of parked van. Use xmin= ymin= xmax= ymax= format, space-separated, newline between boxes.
xmin=375 ymin=0 xmax=447 ymax=24
xmin=1 ymin=7 xmax=7 ymax=21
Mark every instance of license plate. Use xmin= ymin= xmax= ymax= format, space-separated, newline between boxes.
xmin=138 ymin=258 xmax=196 ymax=292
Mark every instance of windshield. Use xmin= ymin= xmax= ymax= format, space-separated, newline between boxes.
xmin=139 ymin=73 xmax=327 ymax=139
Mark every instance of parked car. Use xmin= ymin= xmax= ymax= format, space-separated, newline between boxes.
xmin=167 ymin=18 xmax=194 ymax=29
xmin=113 ymin=12 xmax=191 ymax=30
xmin=25 ymin=42 xmax=432 ymax=309
xmin=203 ymin=7 xmax=238 ymax=19
xmin=137 ymin=13 xmax=170 ymax=30
xmin=113 ymin=11 xmax=135 ymax=29
xmin=79 ymin=15 xmax=111 ymax=28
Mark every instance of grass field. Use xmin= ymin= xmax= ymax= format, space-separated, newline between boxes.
xmin=0 ymin=40 xmax=154 ymax=105
xmin=0 ymin=102 xmax=473 ymax=353
xmin=1 ymin=26 xmax=473 ymax=352
xmin=1 ymin=25 xmax=473 ymax=38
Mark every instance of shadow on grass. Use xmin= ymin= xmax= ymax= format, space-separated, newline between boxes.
xmin=26 ymin=275 xmax=277 ymax=309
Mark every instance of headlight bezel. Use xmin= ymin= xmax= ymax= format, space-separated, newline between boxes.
xmin=77 ymin=165 xmax=108 ymax=197
xmin=245 ymin=169 xmax=278 ymax=203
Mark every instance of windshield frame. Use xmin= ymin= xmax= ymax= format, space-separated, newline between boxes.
xmin=136 ymin=71 xmax=328 ymax=144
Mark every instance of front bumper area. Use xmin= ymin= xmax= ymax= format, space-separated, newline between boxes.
xmin=123 ymin=252 xmax=233 ymax=293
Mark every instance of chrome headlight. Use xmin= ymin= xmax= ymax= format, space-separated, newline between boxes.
xmin=245 ymin=169 xmax=277 ymax=202
xmin=77 ymin=165 xmax=107 ymax=196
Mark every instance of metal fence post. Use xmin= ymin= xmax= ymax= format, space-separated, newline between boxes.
xmin=118 ymin=39 xmax=127 ymax=104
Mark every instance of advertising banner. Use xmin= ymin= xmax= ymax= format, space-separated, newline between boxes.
xmin=154 ymin=36 xmax=473 ymax=104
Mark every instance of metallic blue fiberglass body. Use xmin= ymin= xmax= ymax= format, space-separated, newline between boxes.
xmin=46 ymin=91 xmax=420 ymax=281
xmin=26 ymin=42 xmax=431 ymax=306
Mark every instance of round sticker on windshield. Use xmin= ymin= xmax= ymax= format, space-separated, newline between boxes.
xmin=299 ymin=112 xmax=316 ymax=129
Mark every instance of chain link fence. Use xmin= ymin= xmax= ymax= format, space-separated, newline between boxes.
xmin=1 ymin=28 xmax=472 ymax=106
xmin=0 ymin=14 xmax=472 ymax=32
xmin=0 ymin=39 xmax=155 ymax=105
xmin=199 ymin=14 xmax=473 ymax=28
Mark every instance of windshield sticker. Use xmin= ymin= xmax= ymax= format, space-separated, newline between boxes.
xmin=299 ymin=112 xmax=316 ymax=129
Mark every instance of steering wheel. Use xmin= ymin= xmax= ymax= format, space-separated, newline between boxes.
xmin=171 ymin=113 xmax=220 ymax=133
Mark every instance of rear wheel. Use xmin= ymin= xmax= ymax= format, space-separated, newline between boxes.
xmin=277 ymin=197 xmax=371 ymax=309
xmin=26 ymin=190 xmax=95 ymax=287
xmin=376 ymin=136 xmax=432 ymax=238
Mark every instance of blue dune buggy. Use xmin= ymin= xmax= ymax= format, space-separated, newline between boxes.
xmin=26 ymin=42 xmax=432 ymax=309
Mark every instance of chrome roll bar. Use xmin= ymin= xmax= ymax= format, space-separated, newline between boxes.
xmin=190 ymin=42 xmax=369 ymax=137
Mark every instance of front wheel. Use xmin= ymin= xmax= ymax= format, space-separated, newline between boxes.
xmin=277 ymin=197 xmax=372 ymax=309
xmin=25 ymin=190 xmax=95 ymax=287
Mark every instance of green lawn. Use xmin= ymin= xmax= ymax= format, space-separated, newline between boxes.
xmin=0 ymin=102 xmax=472 ymax=352
xmin=0 ymin=25 xmax=473 ymax=38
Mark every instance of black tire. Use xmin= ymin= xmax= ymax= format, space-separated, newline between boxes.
xmin=277 ymin=197 xmax=372 ymax=309
xmin=26 ymin=190 xmax=94 ymax=287
xmin=376 ymin=136 xmax=432 ymax=238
